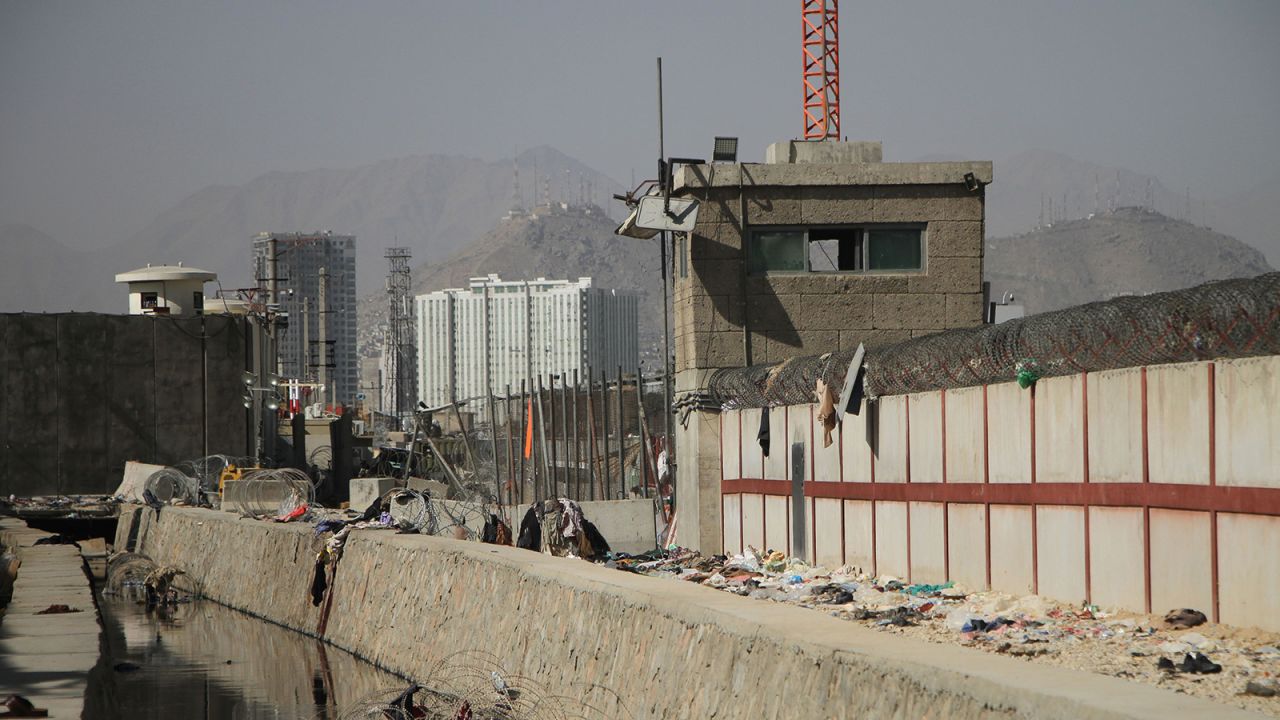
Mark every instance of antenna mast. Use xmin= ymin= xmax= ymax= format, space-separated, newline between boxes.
xmin=384 ymin=247 xmax=415 ymax=421
xmin=802 ymin=0 xmax=840 ymax=140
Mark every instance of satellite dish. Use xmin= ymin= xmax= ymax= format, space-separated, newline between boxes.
xmin=634 ymin=195 xmax=699 ymax=232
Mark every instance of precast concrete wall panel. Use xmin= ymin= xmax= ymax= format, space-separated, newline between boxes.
xmin=721 ymin=412 xmax=740 ymax=481
xmin=721 ymin=493 xmax=742 ymax=555
xmin=1149 ymin=509 xmax=1214 ymax=617
xmin=1086 ymin=368 xmax=1143 ymax=484
xmin=843 ymin=500 xmax=874 ymax=571
xmin=1087 ymin=507 xmax=1146 ymax=612
xmin=1217 ymin=512 xmax=1280 ymax=630
xmin=1215 ymin=356 xmax=1280 ymax=488
xmin=742 ymin=493 xmax=764 ymax=551
xmin=874 ymin=501 xmax=909 ymax=579
xmin=764 ymin=495 xmax=789 ymax=554
xmin=840 ymin=405 xmax=872 ymax=482
xmin=811 ymin=406 xmax=840 ymax=482
xmin=947 ymin=503 xmax=988 ymax=590
xmin=57 ymin=315 xmax=110 ymax=494
xmin=986 ymin=382 xmax=1031 ymax=484
xmin=763 ymin=407 xmax=787 ymax=480
xmin=944 ymin=386 xmax=985 ymax=484
xmin=789 ymin=404 xmax=813 ymax=480
xmin=990 ymin=505 xmax=1035 ymax=595
xmin=740 ymin=409 xmax=763 ymax=479
xmin=203 ymin=316 xmax=248 ymax=456
xmin=908 ymin=501 xmax=946 ymax=583
xmin=813 ymin=497 xmax=842 ymax=568
xmin=152 ymin=318 xmax=205 ymax=464
xmin=907 ymin=392 xmax=943 ymax=483
xmin=1035 ymin=505 xmax=1086 ymax=604
xmin=3 ymin=315 xmax=59 ymax=496
xmin=1146 ymin=362 xmax=1211 ymax=486
xmin=874 ymin=395 xmax=908 ymax=483
xmin=0 ymin=317 xmax=11 ymax=495
xmin=1033 ymin=375 xmax=1084 ymax=484
xmin=104 ymin=315 xmax=156 ymax=483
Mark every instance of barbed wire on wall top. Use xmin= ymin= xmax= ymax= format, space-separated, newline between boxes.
xmin=705 ymin=272 xmax=1280 ymax=407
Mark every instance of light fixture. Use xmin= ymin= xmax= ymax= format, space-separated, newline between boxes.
xmin=266 ymin=399 xmax=279 ymax=410
xmin=242 ymin=371 xmax=256 ymax=386
xmin=712 ymin=137 xmax=738 ymax=163
xmin=242 ymin=398 xmax=252 ymax=409
xmin=268 ymin=374 xmax=283 ymax=387
xmin=964 ymin=172 xmax=983 ymax=193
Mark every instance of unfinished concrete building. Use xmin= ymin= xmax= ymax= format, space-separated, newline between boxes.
xmin=670 ymin=141 xmax=992 ymax=551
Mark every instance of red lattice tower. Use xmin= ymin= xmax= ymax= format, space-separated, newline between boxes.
xmin=801 ymin=0 xmax=840 ymax=140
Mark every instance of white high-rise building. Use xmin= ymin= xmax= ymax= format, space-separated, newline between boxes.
xmin=416 ymin=275 xmax=639 ymax=409
xmin=251 ymin=232 xmax=357 ymax=406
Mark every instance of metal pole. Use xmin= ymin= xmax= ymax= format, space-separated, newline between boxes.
xmin=536 ymin=375 xmax=550 ymax=500
xmin=558 ymin=374 xmax=569 ymax=497
xmin=599 ymin=368 xmax=611 ymax=501
xmin=572 ymin=369 xmax=580 ymax=501
xmin=518 ymin=378 xmax=527 ymax=505
xmin=616 ymin=365 xmax=626 ymax=500
xmin=636 ymin=369 xmax=647 ymax=498
xmin=549 ymin=374 xmax=559 ymax=497
xmin=504 ymin=383 xmax=514 ymax=508
xmin=586 ymin=367 xmax=596 ymax=501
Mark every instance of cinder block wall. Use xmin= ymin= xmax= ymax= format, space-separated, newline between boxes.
xmin=672 ymin=163 xmax=991 ymax=371
xmin=719 ymin=355 xmax=1280 ymax=632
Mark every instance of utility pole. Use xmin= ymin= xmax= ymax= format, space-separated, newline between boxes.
xmin=318 ymin=266 xmax=329 ymax=410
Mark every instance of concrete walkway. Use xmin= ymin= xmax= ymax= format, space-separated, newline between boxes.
xmin=1 ymin=518 xmax=100 ymax=719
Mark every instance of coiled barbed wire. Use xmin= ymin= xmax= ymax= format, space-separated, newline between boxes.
xmin=233 ymin=468 xmax=317 ymax=518
xmin=308 ymin=445 xmax=333 ymax=471
xmin=174 ymin=454 xmax=256 ymax=493
xmin=144 ymin=467 xmax=202 ymax=505
xmin=332 ymin=650 xmax=632 ymax=720
xmin=105 ymin=551 xmax=202 ymax=598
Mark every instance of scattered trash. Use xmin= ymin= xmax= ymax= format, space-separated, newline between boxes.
xmin=1245 ymin=678 xmax=1279 ymax=697
xmin=1015 ymin=358 xmax=1041 ymax=389
xmin=1164 ymin=608 xmax=1208 ymax=630
xmin=34 ymin=604 xmax=80 ymax=614
xmin=2 ymin=694 xmax=48 ymax=718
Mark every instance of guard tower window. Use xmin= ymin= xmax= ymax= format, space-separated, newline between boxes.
xmin=748 ymin=226 xmax=924 ymax=274
xmin=140 ymin=291 xmax=159 ymax=309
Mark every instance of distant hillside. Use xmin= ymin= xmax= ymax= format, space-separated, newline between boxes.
xmin=0 ymin=224 xmax=104 ymax=312
xmin=0 ymin=147 xmax=623 ymax=313
xmin=985 ymin=207 xmax=1272 ymax=314
xmin=358 ymin=205 xmax=665 ymax=370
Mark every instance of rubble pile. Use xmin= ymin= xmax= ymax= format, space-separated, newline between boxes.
xmin=604 ymin=547 xmax=1280 ymax=714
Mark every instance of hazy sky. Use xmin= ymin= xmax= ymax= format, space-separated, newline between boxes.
xmin=2 ymin=0 xmax=1278 ymax=249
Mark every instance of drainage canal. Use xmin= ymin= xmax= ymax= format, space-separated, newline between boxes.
xmin=85 ymin=590 xmax=406 ymax=719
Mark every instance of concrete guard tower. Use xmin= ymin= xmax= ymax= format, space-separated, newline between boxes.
xmin=115 ymin=263 xmax=218 ymax=316
xmin=669 ymin=140 xmax=993 ymax=551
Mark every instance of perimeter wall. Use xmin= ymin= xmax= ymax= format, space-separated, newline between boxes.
xmin=719 ymin=355 xmax=1280 ymax=631
xmin=0 ymin=313 xmax=249 ymax=496
xmin=114 ymin=505 xmax=1248 ymax=720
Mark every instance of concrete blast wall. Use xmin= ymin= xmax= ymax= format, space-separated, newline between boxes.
xmin=719 ymin=355 xmax=1280 ymax=632
xmin=0 ymin=313 xmax=249 ymax=496
xmin=115 ymin=505 xmax=1252 ymax=720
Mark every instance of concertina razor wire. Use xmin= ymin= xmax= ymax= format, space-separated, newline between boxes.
xmin=705 ymin=273 xmax=1280 ymax=408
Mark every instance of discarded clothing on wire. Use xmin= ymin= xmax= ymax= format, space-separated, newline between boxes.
xmin=313 ymin=519 xmax=346 ymax=537
xmin=516 ymin=507 xmax=541 ymax=551
xmin=758 ymin=406 xmax=771 ymax=457
xmin=309 ymin=557 xmax=327 ymax=607
xmin=815 ymin=379 xmax=837 ymax=448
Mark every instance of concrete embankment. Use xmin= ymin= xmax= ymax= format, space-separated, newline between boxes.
xmin=1 ymin=518 xmax=100 ymax=718
xmin=115 ymin=505 xmax=1263 ymax=720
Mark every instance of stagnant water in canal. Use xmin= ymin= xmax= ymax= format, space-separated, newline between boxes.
xmin=84 ymin=590 xmax=407 ymax=719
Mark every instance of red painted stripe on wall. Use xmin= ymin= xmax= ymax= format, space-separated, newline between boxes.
xmin=719 ymin=478 xmax=1280 ymax=516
